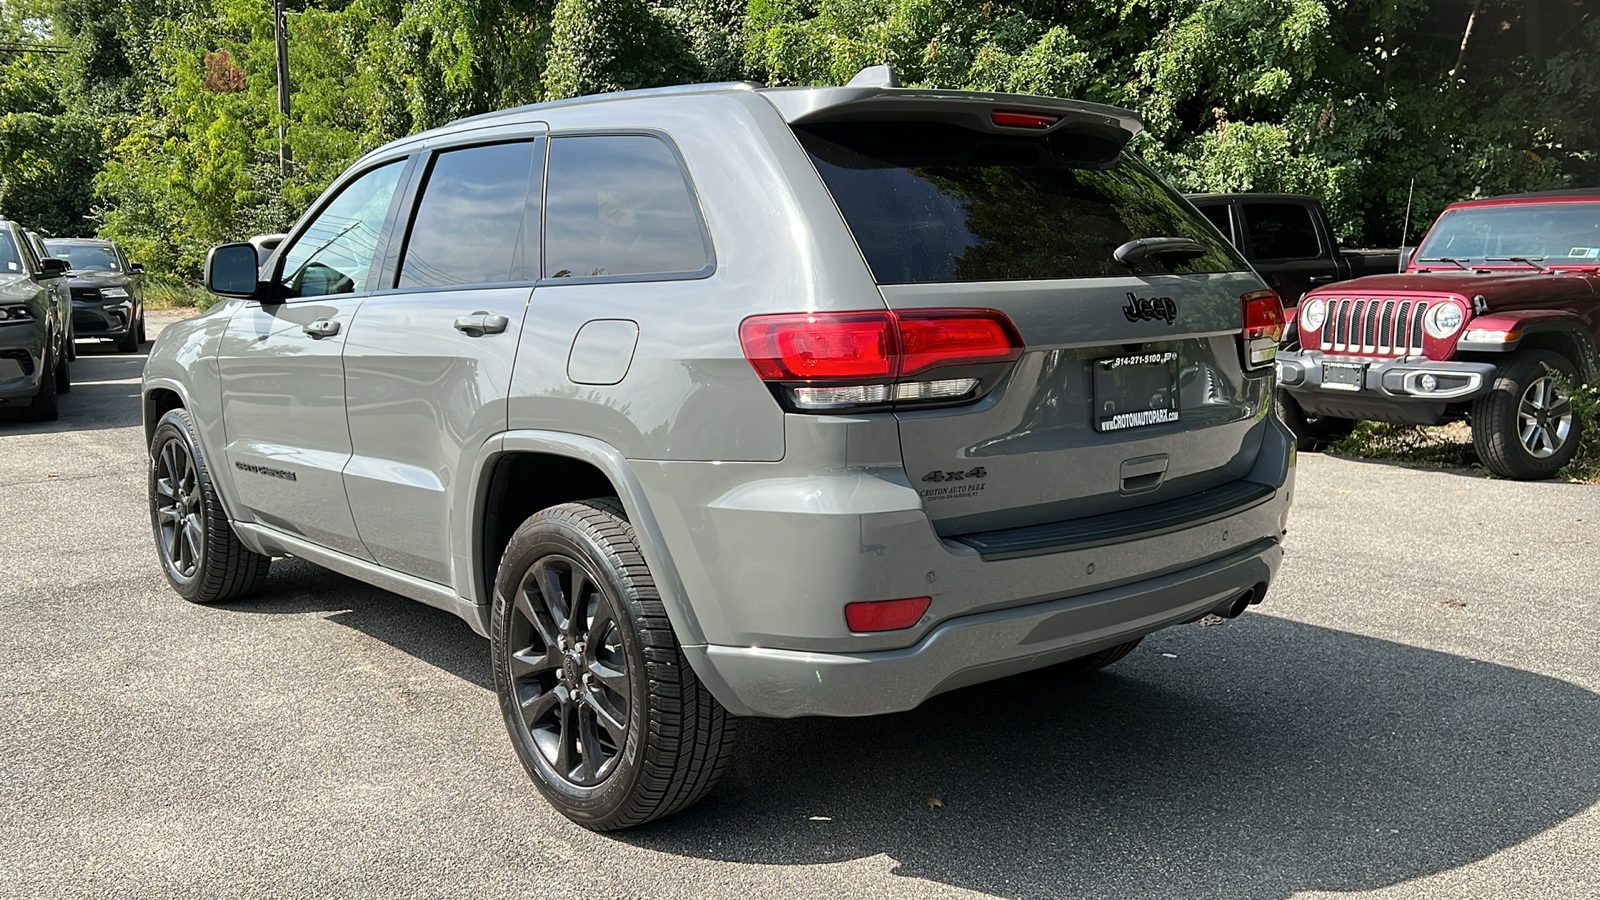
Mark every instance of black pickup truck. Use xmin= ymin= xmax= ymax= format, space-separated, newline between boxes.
xmin=1187 ymin=193 xmax=1402 ymax=310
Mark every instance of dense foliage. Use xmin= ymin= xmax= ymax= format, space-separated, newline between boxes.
xmin=0 ymin=0 xmax=1594 ymax=277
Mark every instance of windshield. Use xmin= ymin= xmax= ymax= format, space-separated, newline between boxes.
xmin=0 ymin=233 xmax=18 ymax=274
xmin=794 ymin=121 xmax=1246 ymax=284
xmin=44 ymin=242 xmax=121 ymax=271
xmin=1415 ymin=201 xmax=1600 ymax=266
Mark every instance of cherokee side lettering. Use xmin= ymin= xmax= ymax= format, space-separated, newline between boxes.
xmin=234 ymin=461 xmax=298 ymax=482
xmin=1123 ymin=293 xmax=1178 ymax=325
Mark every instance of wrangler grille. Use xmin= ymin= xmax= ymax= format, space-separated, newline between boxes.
xmin=1320 ymin=297 xmax=1429 ymax=357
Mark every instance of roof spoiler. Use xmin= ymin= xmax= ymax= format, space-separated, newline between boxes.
xmin=761 ymin=66 xmax=1142 ymax=149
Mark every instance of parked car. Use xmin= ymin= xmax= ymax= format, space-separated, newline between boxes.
xmin=0 ymin=218 xmax=72 ymax=420
xmin=1275 ymin=188 xmax=1600 ymax=476
xmin=24 ymin=231 xmax=74 ymax=359
xmin=1187 ymin=193 xmax=1401 ymax=312
xmin=43 ymin=237 xmax=146 ymax=353
xmin=145 ymin=68 xmax=1296 ymax=829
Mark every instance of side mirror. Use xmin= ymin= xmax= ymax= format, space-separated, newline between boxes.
xmin=129 ymin=262 xmax=145 ymax=274
xmin=205 ymin=243 xmax=262 ymax=298
xmin=38 ymin=257 xmax=70 ymax=277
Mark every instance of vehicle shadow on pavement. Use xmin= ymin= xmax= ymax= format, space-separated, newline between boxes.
xmin=225 ymin=561 xmax=1600 ymax=899
xmin=620 ymin=614 xmax=1600 ymax=900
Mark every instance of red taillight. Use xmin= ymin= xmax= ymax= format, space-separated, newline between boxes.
xmin=739 ymin=312 xmax=895 ymax=381
xmin=740 ymin=309 xmax=1024 ymax=411
xmin=844 ymin=597 xmax=931 ymax=632
xmin=898 ymin=310 xmax=1024 ymax=375
xmin=1241 ymin=289 xmax=1285 ymax=369
xmin=1242 ymin=289 xmax=1285 ymax=341
xmin=991 ymin=110 xmax=1060 ymax=129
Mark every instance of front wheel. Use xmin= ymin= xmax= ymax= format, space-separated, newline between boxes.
xmin=491 ymin=499 xmax=736 ymax=831
xmin=26 ymin=349 xmax=59 ymax=422
xmin=1471 ymin=350 xmax=1582 ymax=480
xmin=1276 ymin=389 xmax=1356 ymax=452
xmin=148 ymin=408 xmax=272 ymax=601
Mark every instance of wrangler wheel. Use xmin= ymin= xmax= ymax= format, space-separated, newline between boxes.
xmin=1472 ymin=350 xmax=1581 ymax=480
xmin=492 ymin=499 xmax=736 ymax=831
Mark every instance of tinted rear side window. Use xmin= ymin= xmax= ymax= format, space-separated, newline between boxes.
xmin=1242 ymin=203 xmax=1321 ymax=259
xmin=1197 ymin=204 xmax=1234 ymax=244
xmin=544 ymin=134 xmax=712 ymax=280
xmin=399 ymin=141 xmax=541 ymax=288
xmin=794 ymin=122 xmax=1244 ymax=284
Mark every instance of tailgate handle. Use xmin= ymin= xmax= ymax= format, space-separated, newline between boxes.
xmin=1120 ymin=454 xmax=1168 ymax=495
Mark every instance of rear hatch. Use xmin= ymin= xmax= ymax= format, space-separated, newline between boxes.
xmin=778 ymin=95 xmax=1274 ymax=538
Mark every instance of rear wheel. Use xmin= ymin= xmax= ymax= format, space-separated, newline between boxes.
xmin=1276 ymin=389 xmax=1356 ymax=452
xmin=1471 ymin=350 xmax=1581 ymax=480
xmin=492 ymin=499 xmax=736 ymax=831
xmin=26 ymin=349 xmax=59 ymax=422
xmin=148 ymin=408 xmax=272 ymax=601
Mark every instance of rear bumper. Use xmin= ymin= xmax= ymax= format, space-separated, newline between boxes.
xmin=685 ymin=538 xmax=1280 ymax=717
xmin=634 ymin=414 xmax=1295 ymax=718
xmin=1278 ymin=350 xmax=1498 ymax=423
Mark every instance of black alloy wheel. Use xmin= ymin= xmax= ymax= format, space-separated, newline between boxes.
xmin=492 ymin=499 xmax=736 ymax=831
xmin=507 ymin=553 xmax=633 ymax=788
xmin=148 ymin=408 xmax=272 ymax=601
xmin=152 ymin=433 xmax=203 ymax=583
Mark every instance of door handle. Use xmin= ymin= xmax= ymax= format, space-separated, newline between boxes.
xmin=1308 ymin=274 xmax=1336 ymax=283
xmin=302 ymin=319 xmax=340 ymax=338
xmin=453 ymin=312 xmax=509 ymax=337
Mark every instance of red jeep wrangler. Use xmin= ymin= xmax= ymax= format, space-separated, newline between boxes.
xmin=1275 ymin=189 xmax=1600 ymax=479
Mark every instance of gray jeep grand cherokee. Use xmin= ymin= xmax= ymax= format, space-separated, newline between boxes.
xmin=144 ymin=70 xmax=1295 ymax=830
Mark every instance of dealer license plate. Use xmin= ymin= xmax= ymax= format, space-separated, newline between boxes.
xmin=1094 ymin=351 xmax=1180 ymax=432
xmin=1322 ymin=362 xmax=1365 ymax=391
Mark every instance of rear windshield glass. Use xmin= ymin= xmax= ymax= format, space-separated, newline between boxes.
xmin=1416 ymin=201 xmax=1600 ymax=265
xmin=794 ymin=122 xmax=1246 ymax=284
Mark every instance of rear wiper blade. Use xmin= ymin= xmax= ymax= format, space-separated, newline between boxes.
xmin=1113 ymin=237 xmax=1209 ymax=266
xmin=1487 ymin=256 xmax=1549 ymax=272
xmin=1418 ymin=256 xmax=1472 ymax=271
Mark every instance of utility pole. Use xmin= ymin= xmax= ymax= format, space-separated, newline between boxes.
xmin=274 ymin=0 xmax=292 ymax=176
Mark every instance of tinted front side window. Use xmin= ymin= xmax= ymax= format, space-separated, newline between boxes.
xmin=795 ymin=122 xmax=1244 ymax=284
xmin=279 ymin=160 xmax=406 ymax=299
xmin=399 ymin=141 xmax=540 ymax=289
xmin=1242 ymin=203 xmax=1320 ymax=259
xmin=544 ymin=135 xmax=711 ymax=280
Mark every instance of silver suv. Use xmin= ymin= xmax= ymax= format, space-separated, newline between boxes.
xmin=144 ymin=69 xmax=1295 ymax=830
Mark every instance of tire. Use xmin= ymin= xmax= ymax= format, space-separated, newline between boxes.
xmin=1471 ymin=350 xmax=1582 ymax=480
xmin=491 ymin=498 xmax=737 ymax=831
xmin=148 ymin=408 xmax=272 ymax=602
xmin=1050 ymin=638 xmax=1143 ymax=679
xmin=26 ymin=349 xmax=59 ymax=422
xmin=136 ymin=311 xmax=147 ymax=345
xmin=1276 ymin=389 xmax=1357 ymax=452
xmin=66 ymin=321 xmax=76 ymax=360
xmin=54 ymin=347 xmax=70 ymax=394
xmin=116 ymin=322 xmax=139 ymax=353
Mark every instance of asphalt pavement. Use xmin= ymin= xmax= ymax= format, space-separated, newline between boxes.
xmin=1 ymin=311 xmax=1596 ymax=899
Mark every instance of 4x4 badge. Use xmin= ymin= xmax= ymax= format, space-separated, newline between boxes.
xmin=1123 ymin=293 xmax=1177 ymax=325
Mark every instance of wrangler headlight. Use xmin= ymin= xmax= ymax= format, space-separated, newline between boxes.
xmin=1299 ymin=298 xmax=1326 ymax=332
xmin=1424 ymin=302 xmax=1464 ymax=339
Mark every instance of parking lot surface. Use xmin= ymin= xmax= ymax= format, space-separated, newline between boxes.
xmin=2 ymin=316 xmax=1596 ymax=899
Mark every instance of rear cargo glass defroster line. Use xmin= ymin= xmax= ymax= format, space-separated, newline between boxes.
xmin=794 ymin=121 xmax=1247 ymax=285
